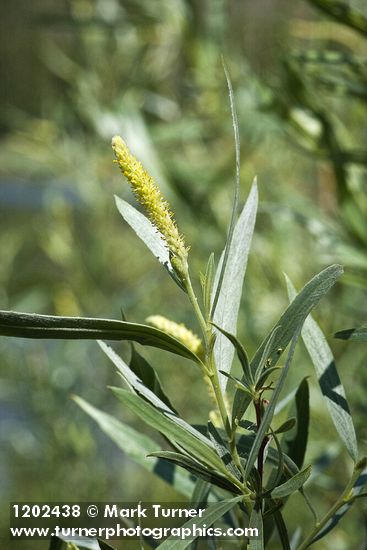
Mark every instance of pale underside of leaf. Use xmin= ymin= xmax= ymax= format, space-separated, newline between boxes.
xmin=286 ymin=275 xmax=358 ymax=462
xmin=249 ymin=506 xmax=264 ymax=549
xmin=271 ymin=464 xmax=312 ymax=498
xmin=212 ymin=181 xmax=258 ymax=391
xmin=74 ymin=396 xmax=195 ymax=498
xmin=115 ymin=196 xmax=184 ymax=289
xmin=98 ymin=340 xmax=210 ymax=445
xmin=111 ymin=387 xmax=224 ymax=473
xmin=232 ymin=264 xmax=343 ymax=424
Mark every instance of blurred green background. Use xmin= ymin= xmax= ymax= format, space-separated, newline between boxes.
xmin=1 ymin=0 xmax=367 ymax=548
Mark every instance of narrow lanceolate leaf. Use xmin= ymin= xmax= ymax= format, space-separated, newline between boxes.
xmin=148 ymin=451 xmax=241 ymax=494
xmin=115 ymin=196 xmax=169 ymax=265
xmin=99 ymin=341 xmax=210 ymax=445
xmin=249 ymin=506 xmax=264 ymax=549
xmin=274 ymin=418 xmax=296 ymax=435
xmin=207 ymin=421 xmax=241 ymax=480
xmin=273 ymin=510 xmax=291 ymax=550
xmin=232 ymin=264 xmax=343 ymax=425
xmin=212 ymin=181 xmax=258 ymax=391
xmin=111 ymin=387 xmax=227 ymax=474
xmin=271 ymin=465 xmax=312 ymax=499
xmin=244 ymin=331 xmax=301 ymax=482
xmin=210 ymin=61 xmax=241 ymax=319
xmin=190 ymin=479 xmax=211 ymax=509
xmin=74 ymin=397 xmax=195 ymax=498
xmin=334 ymin=326 xmax=367 ymax=341
xmin=255 ymin=326 xmax=282 ymax=383
xmin=114 ymin=196 xmax=184 ymax=289
xmin=211 ymin=323 xmax=252 ymax=386
xmin=129 ymin=346 xmax=176 ymax=412
xmin=287 ymin=276 xmax=358 ymax=462
xmin=156 ymin=496 xmax=243 ymax=549
xmin=283 ymin=378 xmax=310 ymax=469
xmin=0 ymin=310 xmax=200 ymax=363
xmin=202 ymin=253 xmax=215 ymax=318
xmin=265 ymin=430 xmax=285 ymax=495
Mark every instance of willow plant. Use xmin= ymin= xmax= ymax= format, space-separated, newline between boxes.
xmin=1 ymin=74 xmax=366 ymax=550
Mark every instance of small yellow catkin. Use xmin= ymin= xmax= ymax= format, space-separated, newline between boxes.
xmin=146 ymin=315 xmax=203 ymax=356
xmin=112 ymin=136 xmax=188 ymax=265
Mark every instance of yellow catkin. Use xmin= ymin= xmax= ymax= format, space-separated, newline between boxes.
xmin=147 ymin=314 xmax=228 ymax=427
xmin=112 ymin=136 xmax=188 ymax=264
xmin=146 ymin=315 xmax=203 ymax=356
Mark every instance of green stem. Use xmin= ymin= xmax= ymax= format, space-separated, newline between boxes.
xmin=297 ymin=458 xmax=367 ymax=550
xmin=183 ymin=267 xmax=251 ymax=503
xmin=184 ymin=270 xmax=210 ymax=347
xmin=184 ymin=270 xmax=232 ymax=436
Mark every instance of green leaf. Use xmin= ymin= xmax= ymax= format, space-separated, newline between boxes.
xmin=74 ymin=396 xmax=195 ymax=497
xmin=212 ymin=181 xmax=258 ymax=391
xmin=99 ymin=341 xmax=209 ymax=445
xmin=236 ymin=433 xmax=299 ymax=480
xmin=249 ymin=506 xmax=264 ymax=549
xmin=114 ymin=196 xmax=168 ymax=264
xmin=207 ymin=421 xmax=241 ymax=480
xmin=210 ymin=62 xmax=241 ymax=319
xmin=286 ymin=275 xmax=358 ymax=462
xmin=233 ymin=392 xmax=253 ymax=423
xmin=283 ymin=378 xmax=309 ymax=469
xmin=211 ymin=323 xmax=252 ymax=386
xmin=0 ymin=310 xmax=200 ymax=363
xmin=111 ymin=387 xmax=229 ymax=475
xmin=255 ymin=366 xmax=282 ymax=391
xmin=334 ymin=326 xmax=367 ymax=341
xmin=255 ymin=326 xmax=282 ymax=383
xmin=129 ymin=346 xmax=176 ymax=412
xmin=243 ymin=331 xmax=300 ymax=482
xmin=271 ymin=465 xmax=312 ymax=498
xmin=202 ymin=253 xmax=215 ymax=318
xmin=219 ymin=370 xmax=252 ymax=394
xmin=233 ymin=264 xmax=343 ymax=425
xmin=273 ymin=510 xmax=291 ymax=550
xmin=190 ymin=479 xmax=211 ymax=508
xmin=156 ymin=496 xmax=243 ymax=549
xmin=114 ymin=196 xmax=184 ymax=289
xmin=264 ymin=430 xmax=285 ymax=496
xmin=148 ymin=451 xmax=241 ymax=494
xmin=274 ymin=418 xmax=296 ymax=435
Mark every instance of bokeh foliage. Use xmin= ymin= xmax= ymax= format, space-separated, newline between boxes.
xmin=0 ymin=1 xmax=366 ymax=548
